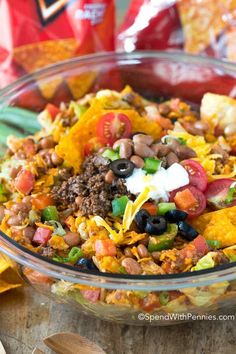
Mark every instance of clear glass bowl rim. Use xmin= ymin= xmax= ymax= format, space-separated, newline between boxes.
xmin=1 ymin=50 xmax=236 ymax=291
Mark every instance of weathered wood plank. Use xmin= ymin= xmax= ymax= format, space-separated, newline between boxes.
xmin=0 ymin=287 xmax=235 ymax=354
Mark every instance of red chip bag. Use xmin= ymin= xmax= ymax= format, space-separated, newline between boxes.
xmin=117 ymin=0 xmax=183 ymax=52
xmin=118 ymin=0 xmax=236 ymax=64
xmin=0 ymin=0 xmax=115 ymax=99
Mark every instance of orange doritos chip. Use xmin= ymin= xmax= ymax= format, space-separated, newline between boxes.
xmin=56 ymin=94 xmax=161 ymax=172
xmin=177 ymin=0 xmax=227 ymax=54
xmin=0 ymin=253 xmax=22 ymax=294
xmin=191 ymin=206 xmax=236 ymax=247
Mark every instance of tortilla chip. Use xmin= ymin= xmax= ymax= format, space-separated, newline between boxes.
xmin=66 ymin=72 xmax=97 ymax=100
xmin=56 ymin=98 xmax=161 ymax=172
xmin=0 ymin=253 xmax=22 ymax=294
xmin=177 ymin=0 xmax=227 ymax=53
xmin=13 ymin=39 xmax=78 ymax=99
xmin=191 ymin=206 xmax=236 ymax=247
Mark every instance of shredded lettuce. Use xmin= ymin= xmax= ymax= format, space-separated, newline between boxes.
xmin=191 ymin=252 xmax=217 ymax=271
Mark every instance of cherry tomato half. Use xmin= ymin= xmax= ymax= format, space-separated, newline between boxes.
xmin=205 ymin=179 xmax=236 ymax=209
xmin=181 ymin=159 xmax=208 ymax=192
xmin=170 ymin=185 xmax=206 ymax=218
xmin=97 ymin=113 xmax=132 ymax=146
xmin=45 ymin=103 xmax=60 ymax=120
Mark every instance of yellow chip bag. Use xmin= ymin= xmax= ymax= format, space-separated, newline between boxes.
xmin=191 ymin=206 xmax=236 ymax=247
xmin=0 ymin=253 xmax=22 ymax=294
xmin=56 ymin=98 xmax=161 ymax=172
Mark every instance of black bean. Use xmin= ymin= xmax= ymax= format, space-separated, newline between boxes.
xmin=145 ymin=216 xmax=167 ymax=235
xmin=165 ymin=209 xmax=188 ymax=223
xmin=177 ymin=221 xmax=198 ymax=241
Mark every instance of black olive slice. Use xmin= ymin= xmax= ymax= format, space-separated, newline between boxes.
xmin=177 ymin=221 xmax=198 ymax=241
xmin=109 ymin=158 xmax=135 ymax=178
xmin=165 ymin=209 xmax=188 ymax=223
xmin=134 ymin=209 xmax=150 ymax=232
xmin=145 ymin=216 xmax=167 ymax=235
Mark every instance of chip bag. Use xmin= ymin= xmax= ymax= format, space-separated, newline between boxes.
xmin=0 ymin=0 xmax=115 ymax=101
xmin=118 ymin=0 xmax=236 ymax=63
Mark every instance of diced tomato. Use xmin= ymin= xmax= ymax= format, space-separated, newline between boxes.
xmin=80 ymin=289 xmax=100 ymax=302
xmin=192 ymin=235 xmax=209 ymax=255
xmin=83 ymin=137 xmax=104 ymax=157
xmin=95 ymin=239 xmax=117 ymax=257
xmin=23 ymin=269 xmax=53 ymax=285
xmin=33 ymin=227 xmax=52 ymax=245
xmin=32 ymin=194 xmax=54 ymax=210
xmin=140 ymin=293 xmax=160 ymax=312
xmin=205 ymin=179 xmax=236 ymax=209
xmin=141 ymin=203 xmax=157 ymax=215
xmin=179 ymin=235 xmax=208 ymax=260
xmin=181 ymin=160 xmax=208 ymax=192
xmin=14 ymin=169 xmax=35 ymax=195
xmin=45 ymin=103 xmax=60 ymax=121
xmin=23 ymin=139 xmax=36 ymax=157
xmin=170 ymin=185 xmax=206 ymax=218
xmin=97 ymin=112 xmax=132 ymax=146
xmin=174 ymin=188 xmax=198 ymax=210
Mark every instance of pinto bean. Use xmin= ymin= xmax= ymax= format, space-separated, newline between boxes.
xmin=113 ymin=138 xmax=132 ymax=150
xmin=105 ymin=170 xmax=115 ymax=184
xmin=152 ymin=251 xmax=161 ymax=261
xmin=158 ymin=103 xmax=170 ymax=116
xmin=10 ymin=166 xmax=22 ymax=179
xmin=7 ymin=214 xmax=24 ymax=226
xmin=194 ymin=121 xmax=209 ymax=132
xmin=151 ymin=144 xmax=171 ymax=157
xmin=175 ymin=145 xmax=197 ymax=160
xmin=137 ymin=244 xmax=149 ymax=258
xmin=134 ymin=143 xmax=155 ymax=158
xmin=40 ymin=136 xmax=55 ymax=149
xmin=11 ymin=202 xmax=31 ymax=213
xmin=39 ymin=149 xmax=53 ymax=167
xmin=130 ymin=155 xmax=144 ymax=168
xmin=64 ymin=232 xmax=81 ymax=247
xmin=121 ymin=258 xmax=142 ymax=274
xmin=51 ymin=152 xmax=64 ymax=166
xmin=133 ymin=134 xmax=154 ymax=146
xmin=119 ymin=141 xmax=132 ymax=159
xmin=124 ymin=247 xmax=134 ymax=258
xmin=75 ymin=196 xmax=83 ymax=206
xmin=0 ymin=206 xmax=5 ymax=223
xmin=166 ymin=152 xmax=179 ymax=167
xmin=23 ymin=226 xmax=35 ymax=241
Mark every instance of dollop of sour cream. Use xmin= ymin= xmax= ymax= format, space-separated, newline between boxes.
xmin=125 ymin=163 xmax=189 ymax=202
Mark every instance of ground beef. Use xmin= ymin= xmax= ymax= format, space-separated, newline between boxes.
xmin=52 ymin=155 xmax=130 ymax=217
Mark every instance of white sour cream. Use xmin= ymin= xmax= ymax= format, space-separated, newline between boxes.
xmin=125 ymin=163 xmax=189 ymax=202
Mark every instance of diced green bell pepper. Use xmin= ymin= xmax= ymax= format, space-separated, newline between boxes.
xmin=159 ymin=291 xmax=170 ymax=306
xmin=67 ymin=247 xmax=83 ymax=263
xmin=42 ymin=205 xmax=59 ymax=221
xmin=112 ymin=195 xmax=129 ymax=217
xmin=102 ymin=148 xmax=120 ymax=161
xmin=0 ymin=183 xmax=8 ymax=202
xmin=158 ymin=202 xmax=176 ymax=215
xmin=69 ymin=102 xmax=87 ymax=118
xmin=148 ymin=224 xmax=178 ymax=252
xmin=206 ymin=240 xmax=221 ymax=249
xmin=143 ymin=157 xmax=161 ymax=174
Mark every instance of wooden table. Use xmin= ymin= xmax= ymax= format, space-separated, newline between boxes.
xmin=0 ymin=286 xmax=236 ymax=354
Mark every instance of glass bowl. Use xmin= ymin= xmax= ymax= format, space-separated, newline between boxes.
xmin=1 ymin=51 xmax=236 ymax=326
